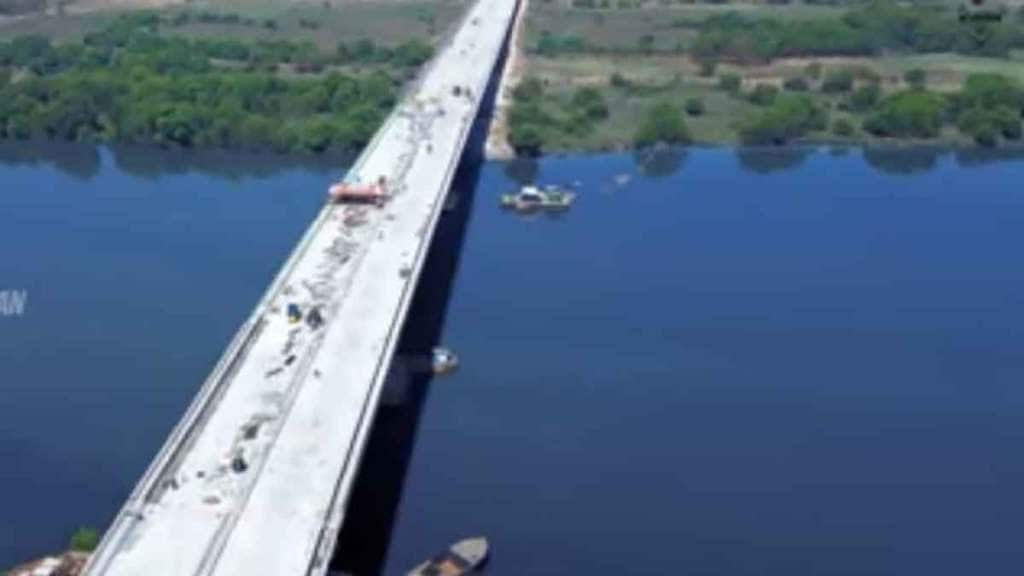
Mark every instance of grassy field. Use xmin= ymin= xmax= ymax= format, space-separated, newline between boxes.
xmin=514 ymin=1 xmax=1024 ymax=151
xmin=521 ymin=47 xmax=1024 ymax=150
xmin=0 ymin=0 xmax=467 ymax=46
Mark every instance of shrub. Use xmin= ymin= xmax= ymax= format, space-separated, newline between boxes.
xmin=684 ymin=97 xmax=705 ymax=116
xmin=957 ymin=105 xmax=1022 ymax=144
xmin=805 ymin=62 xmax=822 ymax=80
xmin=699 ymin=60 xmax=717 ymax=77
xmin=739 ymin=94 xmax=828 ymax=145
xmin=833 ymin=117 xmax=855 ymax=137
xmin=952 ymin=74 xmax=1024 ymax=116
xmin=571 ymin=86 xmax=609 ymax=120
xmin=863 ymin=90 xmax=946 ymax=139
xmin=904 ymin=68 xmax=927 ymax=90
xmin=718 ymin=73 xmax=741 ymax=94
xmin=783 ymin=77 xmax=809 ymax=92
xmin=847 ymin=82 xmax=881 ymax=111
xmin=973 ymin=124 xmax=998 ymax=147
xmin=748 ymin=83 xmax=779 ymax=106
xmin=634 ymin=102 xmax=691 ymax=147
xmin=70 ymin=527 xmax=100 ymax=552
xmin=610 ymin=72 xmax=631 ymax=89
xmin=821 ymin=68 xmax=855 ymax=93
xmin=513 ymin=77 xmax=544 ymax=102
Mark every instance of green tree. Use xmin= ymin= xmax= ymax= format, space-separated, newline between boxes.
xmin=718 ymin=73 xmax=741 ymax=94
xmin=739 ymin=94 xmax=827 ymax=145
xmin=833 ymin=117 xmax=855 ymax=137
xmin=904 ymin=68 xmax=927 ymax=90
xmin=748 ymin=83 xmax=779 ymax=106
xmin=509 ymin=121 xmax=544 ymax=155
xmin=821 ymin=68 xmax=855 ymax=93
xmin=847 ymin=82 xmax=881 ymax=111
xmin=863 ymin=90 xmax=946 ymax=138
xmin=571 ymin=86 xmax=608 ymax=120
xmin=514 ymin=77 xmax=545 ymax=102
xmin=634 ymin=102 xmax=691 ymax=147
xmin=684 ymin=97 xmax=705 ymax=116
xmin=953 ymin=73 xmax=1024 ymax=115
xmin=70 ymin=527 xmax=100 ymax=552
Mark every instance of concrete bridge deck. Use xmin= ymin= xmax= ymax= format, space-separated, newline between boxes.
xmin=83 ymin=0 xmax=519 ymax=573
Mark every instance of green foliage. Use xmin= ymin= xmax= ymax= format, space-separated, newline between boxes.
xmin=609 ymin=72 xmax=631 ymax=89
xmin=783 ymin=77 xmax=809 ymax=92
xmin=957 ymin=105 xmax=1022 ymax=146
xmin=748 ymin=83 xmax=779 ymax=106
xmin=336 ymin=38 xmax=434 ymax=68
xmin=571 ymin=86 xmax=609 ymax=120
xmin=805 ymin=62 xmax=822 ymax=80
xmin=718 ymin=73 xmax=741 ymax=94
xmin=699 ymin=60 xmax=717 ymax=77
xmin=0 ymin=18 xmax=409 ymax=153
xmin=739 ymin=94 xmax=827 ymax=145
xmin=70 ymin=527 xmax=100 ymax=552
xmin=833 ymin=117 xmax=855 ymax=137
xmin=637 ymin=34 xmax=655 ymax=54
xmin=951 ymin=73 xmax=1024 ymax=115
xmin=821 ymin=68 xmax=855 ymax=94
xmin=847 ymin=82 xmax=881 ymax=112
xmin=535 ymin=31 xmax=588 ymax=56
xmin=514 ymin=77 xmax=545 ymax=101
xmin=634 ymin=102 xmax=691 ymax=147
xmin=684 ymin=97 xmax=705 ymax=116
xmin=863 ymin=90 xmax=947 ymax=138
xmin=508 ymin=77 xmax=549 ymax=155
xmin=688 ymin=1 xmax=1024 ymax=63
xmin=904 ymin=68 xmax=927 ymax=90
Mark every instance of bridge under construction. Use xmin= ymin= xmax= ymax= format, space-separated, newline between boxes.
xmin=82 ymin=0 xmax=521 ymax=573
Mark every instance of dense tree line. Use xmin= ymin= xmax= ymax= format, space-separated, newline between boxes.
xmin=735 ymin=72 xmax=1024 ymax=146
xmin=690 ymin=0 xmax=1024 ymax=63
xmin=0 ymin=16 xmax=439 ymax=153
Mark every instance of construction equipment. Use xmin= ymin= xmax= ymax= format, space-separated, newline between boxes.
xmin=327 ymin=176 xmax=389 ymax=207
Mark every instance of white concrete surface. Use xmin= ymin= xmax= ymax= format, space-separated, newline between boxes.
xmin=83 ymin=0 xmax=519 ymax=573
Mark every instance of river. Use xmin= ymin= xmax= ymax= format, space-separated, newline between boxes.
xmin=2 ymin=143 xmax=1024 ymax=575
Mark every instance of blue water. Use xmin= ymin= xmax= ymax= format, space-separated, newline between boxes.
xmin=3 ymin=144 xmax=1024 ymax=574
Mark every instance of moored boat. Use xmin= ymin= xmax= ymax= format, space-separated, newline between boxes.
xmin=500 ymin=185 xmax=575 ymax=212
xmin=432 ymin=346 xmax=460 ymax=375
xmin=408 ymin=537 xmax=489 ymax=576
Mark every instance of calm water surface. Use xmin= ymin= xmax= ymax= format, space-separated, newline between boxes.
xmin=2 ymin=144 xmax=1024 ymax=575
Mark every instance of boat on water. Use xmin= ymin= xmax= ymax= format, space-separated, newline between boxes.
xmin=500 ymin=185 xmax=575 ymax=212
xmin=408 ymin=537 xmax=489 ymax=576
xmin=432 ymin=346 xmax=459 ymax=375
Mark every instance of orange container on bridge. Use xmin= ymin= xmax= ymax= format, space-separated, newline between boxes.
xmin=327 ymin=176 xmax=389 ymax=206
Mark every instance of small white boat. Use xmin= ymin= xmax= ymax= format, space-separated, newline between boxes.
xmin=432 ymin=346 xmax=459 ymax=375
xmin=500 ymin=185 xmax=575 ymax=212
xmin=408 ymin=537 xmax=489 ymax=576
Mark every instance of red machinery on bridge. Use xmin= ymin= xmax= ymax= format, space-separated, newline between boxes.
xmin=327 ymin=176 xmax=389 ymax=207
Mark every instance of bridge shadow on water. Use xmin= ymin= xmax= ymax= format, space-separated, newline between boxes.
xmin=329 ymin=8 xmax=516 ymax=570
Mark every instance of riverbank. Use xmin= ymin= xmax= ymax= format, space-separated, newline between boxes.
xmin=0 ymin=3 xmax=464 ymax=155
xmin=505 ymin=1 xmax=1024 ymax=155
